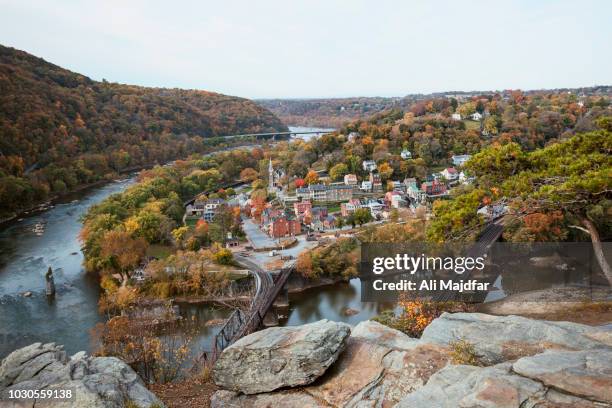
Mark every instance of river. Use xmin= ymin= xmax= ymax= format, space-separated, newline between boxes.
xmin=0 ymin=179 xmax=135 ymax=358
xmin=1 ymin=127 xmax=366 ymax=359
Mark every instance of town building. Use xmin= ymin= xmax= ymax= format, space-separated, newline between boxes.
xmin=344 ymin=174 xmax=358 ymax=186
xmin=390 ymin=180 xmax=404 ymax=192
xmin=451 ymin=113 xmax=462 ymax=121
xmin=384 ymin=191 xmax=402 ymax=207
xmin=360 ymin=181 xmax=372 ymax=191
xmin=471 ymin=112 xmax=483 ymax=121
xmin=186 ymin=198 xmax=226 ymax=221
xmin=269 ymin=217 xmax=301 ymax=238
xmin=421 ymin=180 xmax=448 ymax=198
xmin=267 ymin=158 xmax=285 ymax=194
xmin=295 ymin=184 xmax=353 ymax=202
xmin=323 ymin=215 xmax=337 ymax=229
xmin=261 ymin=207 xmax=301 ymax=238
xmin=365 ymin=199 xmax=384 ymax=216
xmin=341 ymin=198 xmax=363 ymax=217
xmin=293 ymin=200 xmax=312 ymax=219
xmin=441 ymin=167 xmax=459 ymax=182
xmin=369 ymin=172 xmax=383 ymax=192
xmin=451 ymin=154 xmax=472 ymax=167
xmin=405 ymin=178 xmax=426 ymax=203
xmin=400 ymin=149 xmax=412 ymax=160
xmin=362 ymin=160 xmax=377 ymax=172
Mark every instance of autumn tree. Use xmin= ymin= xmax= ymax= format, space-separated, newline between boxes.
xmin=304 ymin=169 xmax=320 ymax=185
xmin=329 ymin=163 xmax=349 ymax=181
xmin=100 ymin=230 xmax=148 ymax=284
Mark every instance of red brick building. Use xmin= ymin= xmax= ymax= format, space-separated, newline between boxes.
xmin=269 ymin=217 xmax=301 ymax=238
xmin=293 ymin=200 xmax=312 ymax=219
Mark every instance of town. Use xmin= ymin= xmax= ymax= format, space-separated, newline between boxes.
xmin=184 ymin=152 xmax=474 ymax=243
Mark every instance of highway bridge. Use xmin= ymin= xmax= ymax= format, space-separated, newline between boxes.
xmin=218 ymin=130 xmax=332 ymax=140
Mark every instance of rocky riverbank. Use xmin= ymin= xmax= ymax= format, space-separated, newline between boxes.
xmin=211 ymin=313 xmax=612 ymax=407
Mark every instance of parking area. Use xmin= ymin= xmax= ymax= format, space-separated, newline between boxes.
xmin=241 ymin=216 xmax=277 ymax=249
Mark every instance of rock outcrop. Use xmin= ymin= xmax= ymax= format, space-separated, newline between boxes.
xmin=213 ymin=319 xmax=351 ymax=394
xmin=212 ymin=314 xmax=612 ymax=408
xmin=420 ymin=312 xmax=611 ymax=364
xmin=0 ymin=342 xmax=163 ymax=408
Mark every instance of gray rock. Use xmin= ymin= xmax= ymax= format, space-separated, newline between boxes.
xmin=351 ymin=320 xmax=419 ymax=350
xmin=213 ymin=319 xmax=351 ymax=394
xmin=396 ymin=363 xmax=547 ymax=408
xmin=0 ymin=343 xmax=163 ymax=408
xmin=513 ymin=349 xmax=612 ymax=404
xmin=420 ymin=312 xmax=611 ymax=364
xmin=397 ymin=350 xmax=612 ymax=408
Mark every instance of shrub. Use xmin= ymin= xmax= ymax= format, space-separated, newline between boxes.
xmin=450 ymin=339 xmax=482 ymax=366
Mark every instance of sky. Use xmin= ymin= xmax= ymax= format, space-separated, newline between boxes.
xmin=0 ymin=0 xmax=610 ymax=99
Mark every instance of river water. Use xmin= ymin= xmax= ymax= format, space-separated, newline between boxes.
xmin=0 ymin=179 xmax=134 ymax=358
xmin=1 ymin=127 xmax=372 ymax=359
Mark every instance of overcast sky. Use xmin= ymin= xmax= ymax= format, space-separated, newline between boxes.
xmin=1 ymin=0 xmax=610 ymax=98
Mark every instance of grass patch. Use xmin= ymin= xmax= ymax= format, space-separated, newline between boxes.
xmin=312 ymin=201 xmax=342 ymax=213
xmin=185 ymin=217 xmax=199 ymax=228
xmin=146 ymin=244 xmax=174 ymax=259
xmin=462 ymin=120 xmax=480 ymax=130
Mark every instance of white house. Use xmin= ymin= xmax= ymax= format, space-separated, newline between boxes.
xmin=451 ymin=113 xmax=462 ymax=121
xmin=348 ymin=132 xmax=359 ymax=142
xmin=471 ymin=112 xmax=483 ymax=121
xmin=365 ymin=199 xmax=384 ymax=214
xmin=477 ymin=204 xmax=508 ymax=220
xmin=360 ymin=181 xmax=373 ymax=191
xmin=442 ymin=167 xmax=459 ymax=181
xmin=400 ymin=149 xmax=412 ymax=160
xmin=451 ymin=154 xmax=472 ymax=167
xmin=390 ymin=194 xmax=408 ymax=209
xmin=362 ymin=160 xmax=377 ymax=172
xmin=344 ymin=174 xmax=358 ymax=186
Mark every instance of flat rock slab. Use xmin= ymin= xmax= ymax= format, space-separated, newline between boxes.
xmin=513 ymin=349 xmax=612 ymax=404
xmin=421 ymin=312 xmax=612 ymax=364
xmin=213 ymin=319 xmax=351 ymax=394
xmin=351 ymin=320 xmax=420 ymax=350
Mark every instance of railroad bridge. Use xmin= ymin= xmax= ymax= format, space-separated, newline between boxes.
xmin=208 ymin=260 xmax=294 ymax=362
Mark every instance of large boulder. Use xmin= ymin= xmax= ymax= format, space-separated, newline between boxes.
xmin=0 ymin=343 xmax=163 ymax=408
xmin=213 ymin=319 xmax=351 ymax=394
xmin=420 ymin=312 xmax=611 ymax=364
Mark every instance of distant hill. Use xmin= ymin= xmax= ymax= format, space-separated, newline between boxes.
xmin=0 ymin=45 xmax=287 ymax=218
xmin=258 ymin=86 xmax=612 ymax=128
xmin=258 ymin=97 xmax=416 ymax=128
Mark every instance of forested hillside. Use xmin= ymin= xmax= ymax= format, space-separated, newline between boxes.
xmin=0 ymin=45 xmax=287 ymax=218
xmin=258 ymin=87 xmax=612 ymax=128
xmin=257 ymin=97 xmax=416 ymax=128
